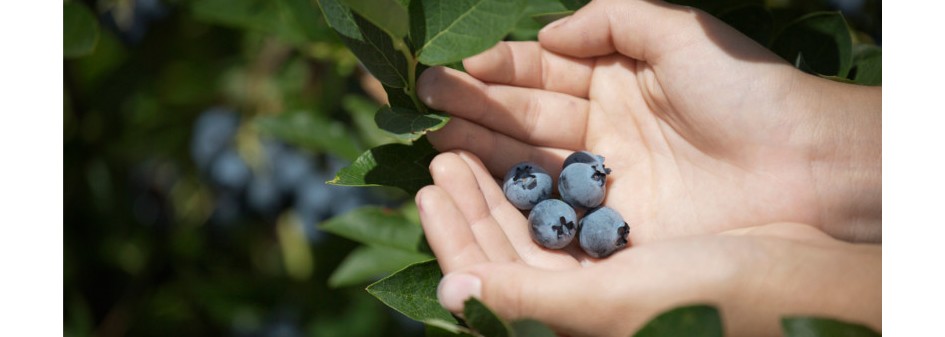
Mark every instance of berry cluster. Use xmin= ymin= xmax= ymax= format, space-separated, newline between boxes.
xmin=191 ymin=107 xmax=375 ymax=240
xmin=502 ymin=151 xmax=630 ymax=258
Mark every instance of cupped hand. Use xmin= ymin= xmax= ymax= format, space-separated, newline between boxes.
xmin=417 ymin=0 xmax=881 ymax=243
xmin=416 ymin=151 xmax=881 ymax=337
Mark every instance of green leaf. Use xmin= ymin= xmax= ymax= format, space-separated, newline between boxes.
xmin=64 ymin=2 xmax=100 ymax=58
xmin=344 ymin=95 xmax=408 ymax=148
xmin=782 ymin=317 xmax=880 ymax=337
xmin=510 ymin=319 xmax=557 ymax=337
xmin=329 ymin=137 xmax=438 ymax=194
xmin=632 ymin=304 xmax=723 ymax=337
xmin=366 ymin=260 xmax=457 ymax=323
xmin=851 ymin=44 xmax=881 ymax=86
xmin=318 ymin=0 xmax=411 ymax=87
xmin=254 ymin=112 xmax=362 ymax=161
xmin=328 ymin=245 xmax=432 ymax=288
xmin=375 ymin=106 xmax=450 ymax=141
xmin=717 ymin=5 xmax=772 ymax=46
xmin=277 ymin=0 xmax=326 ymax=41
xmin=509 ymin=0 xmax=569 ymax=41
xmin=770 ymin=12 xmax=853 ymax=77
xmin=464 ymin=298 xmax=511 ymax=337
xmin=340 ymin=0 xmax=409 ymax=38
xmin=531 ymin=11 xmax=574 ymax=26
xmin=411 ymin=0 xmax=528 ymax=65
xmin=424 ymin=318 xmax=475 ymax=336
xmin=319 ymin=206 xmax=426 ymax=252
xmin=557 ymin=0 xmax=588 ymax=10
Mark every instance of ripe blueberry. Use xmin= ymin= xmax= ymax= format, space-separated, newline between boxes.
xmin=528 ymin=199 xmax=578 ymax=249
xmin=563 ymin=151 xmax=611 ymax=174
xmin=578 ymin=206 xmax=630 ymax=258
xmin=558 ymin=162 xmax=607 ymax=209
xmin=503 ymin=162 xmax=553 ymax=210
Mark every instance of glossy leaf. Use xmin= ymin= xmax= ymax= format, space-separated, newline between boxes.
xmin=366 ymin=260 xmax=458 ymax=323
xmin=510 ymin=319 xmax=557 ymax=337
xmin=318 ymin=0 xmax=410 ymax=87
xmin=852 ymin=44 xmax=881 ymax=86
xmin=771 ymin=12 xmax=853 ymax=77
xmin=375 ymin=106 xmax=449 ymax=141
xmin=319 ymin=206 xmax=426 ymax=252
xmin=557 ymin=0 xmax=589 ymax=10
xmin=464 ymin=298 xmax=511 ymax=337
xmin=328 ymin=137 xmax=438 ymax=194
xmin=531 ymin=11 xmax=574 ymax=26
xmin=64 ymin=2 xmax=100 ymax=58
xmin=632 ymin=304 xmax=723 ymax=337
xmin=328 ymin=245 xmax=431 ymax=288
xmin=782 ymin=317 xmax=880 ymax=337
xmin=254 ymin=113 xmax=362 ymax=161
xmin=424 ymin=318 xmax=474 ymax=336
xmin=411 ymin=0 xmax=528 ymax=65
xmin=340 ymin=0 xmax=409 ymax=38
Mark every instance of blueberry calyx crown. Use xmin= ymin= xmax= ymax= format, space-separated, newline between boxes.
xmin=616 ymin=222 xmax=629 ymax=246
xmin=551 ymin=216 xmax=576 ymax=239
xmin=513 ymin=165 xmax=539 ymax=190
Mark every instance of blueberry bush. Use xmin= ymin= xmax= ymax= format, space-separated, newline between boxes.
xmin=64 ymin=0 xmax=880 ymax=336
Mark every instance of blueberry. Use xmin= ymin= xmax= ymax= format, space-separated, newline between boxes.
xmin=563 ymin=151 xmax=611 ymax=174
xmin=558 ymin=162 xmax=607 ymax=209
xmin=190 ymin=107 xmax=239 ymax=171
xmin=528 ymin=199 xmax=578 ymax=249
xmin=502 ymin=162 xmax=553 ymax=210
xmin=209 ymin=148 xmax=252 ymax=192
xmin=578 ymin=206 xmax=630 ymax=258
xmin=247 ymin=174 xmax=283 ymax=218
xmin=274 ymin=147 xmax=314 ymax=195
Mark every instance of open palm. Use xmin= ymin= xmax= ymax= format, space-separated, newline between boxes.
xmin=418 ymin=0 xmax=848 ymax=245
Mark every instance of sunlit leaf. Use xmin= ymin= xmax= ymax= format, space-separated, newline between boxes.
xmin=375 ymin=106 xmax=449 ymax=141
xmin=328 ymin=245 xmax=431 ymax=288
xmin=366 ymin=260 xmax=457 ymax=323
xmin=411 ymin=0 xmax=528 ymax=65
xmin=340 ymin=0 xmax=409 ymax=38
xmin=318 ymin=0 xmax=410 ymax=87
xmin=328 ymin=137 xmax=438 ymax=194
xmin=319 ymin=206 xmax=426 ymax=252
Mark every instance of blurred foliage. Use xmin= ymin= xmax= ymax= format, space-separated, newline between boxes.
xmin=63 ymin=0 xmax=880 ymax=336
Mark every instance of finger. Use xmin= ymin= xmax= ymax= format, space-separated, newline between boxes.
xmin=538 ymin=0 xmax=703 ymax=62
xmin=417 ymin=66 xmax=589 ymax=150
xmin=437 ymin=263 xmax=601 ymax=336
xmin=463 ymin=41 xmax=594 ymax=98
xmin=430 ymin=153 xmax=520 ymax=263
xmin=722 ymin=222 xmax=838 ymax=244
xmin=428 ymin=117 xmax=572 ymax=179
xmin=416 ymin=185 xmax=489 ymax=274
xmin=453 ymin=151 xmax=582 ymax=268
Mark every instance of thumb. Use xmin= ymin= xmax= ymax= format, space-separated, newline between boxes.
xmin=437 ymin=263 xmax=592 ymax=327
xmin=538 ymin=0 xmax=706 ymax=62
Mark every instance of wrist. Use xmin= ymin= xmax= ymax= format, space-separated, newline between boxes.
xmin=792 ymin=75 xmax=882 ymax=242
xmin=723 ymin=237 xmax=881 ymax=336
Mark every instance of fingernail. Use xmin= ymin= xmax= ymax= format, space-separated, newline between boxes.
xmin=539 ymin=16 xmax=570 ymax=34
xmin=437 ymin=273 xmax=482 ymax=312
xmin=415 ymin=189 xmax=425 ymax=214
xmin=416 ymin=68 xmax=438 ymax=106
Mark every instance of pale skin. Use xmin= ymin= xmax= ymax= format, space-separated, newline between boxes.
xmin=412 ymin=0 xmax=881 ymax=336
